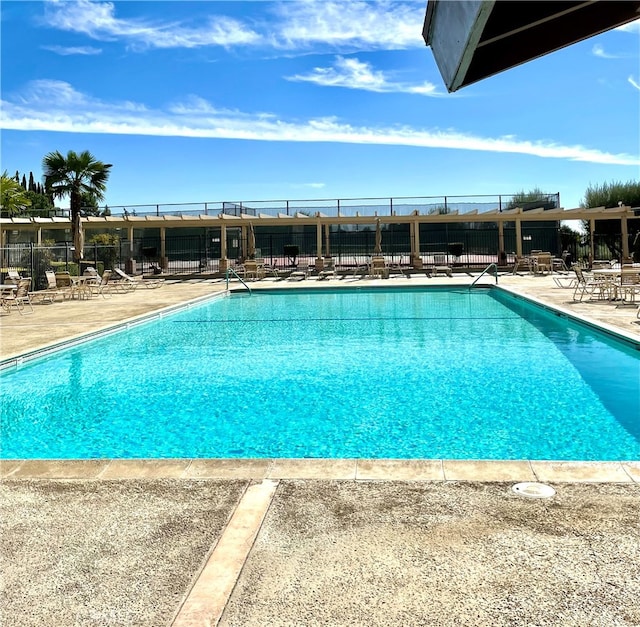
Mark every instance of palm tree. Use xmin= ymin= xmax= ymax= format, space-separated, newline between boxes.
xmin=42 ymin=150 xmax=112 ymax=262
xmin=1 ymin=170 xmax=32 ymax=217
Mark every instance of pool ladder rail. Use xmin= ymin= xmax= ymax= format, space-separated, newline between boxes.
xmin=225 ymin=267 xmax=252 ymax=295
xmin=469 ymin=263 xmax=498 ymax=289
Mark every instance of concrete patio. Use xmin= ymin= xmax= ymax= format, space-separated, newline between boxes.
xmin=1 ymin=273 xmax=639 ymax=626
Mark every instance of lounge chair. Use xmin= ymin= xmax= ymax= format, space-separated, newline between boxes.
xmin=387 ymin=261 xmax=409 ymax=279
xmin=3 ymin=278 xmax=34 ymax=314
xmin=33 ymin=270 xmax=68 ymax=303
xmin=553 ymin=270 xmax=578 ymax=289
xmin=288 ymin=264 xmax=312 ymax=281
xmin=111 ymin=267 xmax=140 ymax=291
xmin=347 ymin=262 xmax=369 ymax=280
xmin=317 ymin=258 xmax=337 ymax=280
xmin=5 ymin=269 xmax=21 ymax=285
xmin=260 ymin=262 xmax=281 ymax=280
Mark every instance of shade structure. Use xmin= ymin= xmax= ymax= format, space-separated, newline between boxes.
xmin=247 ymin=222 xmax=256 ymax=259
xmin=374 ymin=219 xmax=382 ymax=255
xmin=73 ymin=212 xmax=84 ymax=261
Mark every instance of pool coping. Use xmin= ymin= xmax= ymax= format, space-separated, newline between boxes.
xmin=2 ymin=458 xmax=639 ymax=483
xmin=2 ymin=281 xmax=638 ymax=479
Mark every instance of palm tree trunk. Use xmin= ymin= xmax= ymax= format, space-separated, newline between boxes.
xmin=70 ymin=191 xmax=82 ymax=264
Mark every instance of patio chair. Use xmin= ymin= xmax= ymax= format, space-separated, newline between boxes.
xmin=511 ymin=256 xmax=530 ymax=275
xmin=572 ymin=265 xmax=613 ymax=302
xmin=433 ymin=254 xmax=453 ymax=277
xmin=3 ymin=278 xmax=34 ymax=314
xmin=369 ymin=256 xmax=388 ymax=279
xmin=54 ymin=271 xmax=73 ymax=288
xmin=531 ymin=252 xmax=552 ymax=275
xmin=89 ymin=269 xmax=115 ymax=298
xmin=619 ymin=266 xmax=640 ymax=304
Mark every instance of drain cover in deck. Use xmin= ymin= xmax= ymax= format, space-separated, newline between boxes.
xmin=512 ymin=482 xmax=556 ymax=498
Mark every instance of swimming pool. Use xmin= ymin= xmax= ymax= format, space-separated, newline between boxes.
xmin=1 ymin=287 xmax=639 ymax=461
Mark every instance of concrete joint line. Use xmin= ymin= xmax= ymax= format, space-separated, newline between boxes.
xmin=171 ymin=479 xmax=279 ymax=627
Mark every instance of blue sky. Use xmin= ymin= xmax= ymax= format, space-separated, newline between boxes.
xmin=1 ymin=0 xmax=639 ymax=211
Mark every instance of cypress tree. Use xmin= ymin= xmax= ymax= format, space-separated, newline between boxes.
xmin=28 ymin=172 xmax=35 ymax=192
xmin=21 ymin=174 xmax=27 ymax=189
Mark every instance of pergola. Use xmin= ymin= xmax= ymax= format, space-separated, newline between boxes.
xmin=1 ymin=204 xmax=636 ymax=270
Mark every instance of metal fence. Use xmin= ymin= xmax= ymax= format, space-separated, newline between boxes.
xmin=4 ymin=221 xmax=628 ymax=289
xmin=70 ymin=193 xmax=560 ymax=219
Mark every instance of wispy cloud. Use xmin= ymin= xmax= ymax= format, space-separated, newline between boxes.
xmin=592 ymin=44 xmax=621 ymax=59
xmin=272 ymin=1 xmax=424 ymax=51
xmin=2 ymin=81 xmax=638 ymax=166
xmin=286 ymin=56 xmax=442 ymax=96
xmin=42 ymin=0 xmax=425 ymax=52
xmin=293 ymin=182 xmax=326 ymax=190
xmin=43 ymin=0 xmax=260 ymax=49
xmin=629 ymin=76 xmax=640 ymax=91
xmin=41 ymin=44 xmax=102 ymax=56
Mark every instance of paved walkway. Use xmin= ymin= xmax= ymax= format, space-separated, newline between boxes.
xmin=2 ymin=273 xmax=640 ymax=626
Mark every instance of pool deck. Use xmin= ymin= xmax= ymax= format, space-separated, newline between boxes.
xmin=2 ymin=273 xmax=640 ymax=626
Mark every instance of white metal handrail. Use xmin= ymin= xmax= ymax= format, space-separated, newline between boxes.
xmin=225 ymin=267 xmax=252 ymax=294
xmin=469 ymin=263 xmax=498 ymax=289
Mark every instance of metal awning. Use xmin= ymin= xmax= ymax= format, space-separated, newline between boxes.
xmin=423 ymin=1 xmax=640 ymax=92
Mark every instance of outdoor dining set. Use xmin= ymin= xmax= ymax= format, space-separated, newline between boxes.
xmin=0 ymin=267 xmax=164 ymax=315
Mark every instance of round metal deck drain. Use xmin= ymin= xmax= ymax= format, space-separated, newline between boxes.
xmin=512 ymin=482 xmax=556 ymax=498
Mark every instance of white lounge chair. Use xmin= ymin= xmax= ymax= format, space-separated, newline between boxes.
xmin=317 ymin=258 xmax=337 ymax=280
xmin=34 ymin=270 xmax=68 ymax=303
xmin=114 ymin=267 xmax=164 ymax=289
xmin=288 ymin=264 xmax=312 ymax=281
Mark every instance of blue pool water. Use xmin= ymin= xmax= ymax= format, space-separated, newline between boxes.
xmin=1 ymin=287 xmax=639 ymax=460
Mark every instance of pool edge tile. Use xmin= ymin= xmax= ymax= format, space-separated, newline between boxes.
xmin=0 ymin=460 xmax=23 ymax=478
xmin=442 ymin=460 xmax=536 ymax=482
xmin=530 ymin=461 xmax=633 ymax=483
xmin=9 ymin=460 xmax=109 ymax=479
xmin=621 ymin=462 xmax=640 ymax=483
xmin=356 ymin=459 xmax=444 ymax=481
xmin=184 ymin=458 xmax=271 ymax=479
xmin=99 ymin=459 xmax=192 ymax=479
xmin=268 ymin=458 xmax=357 ymax=480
